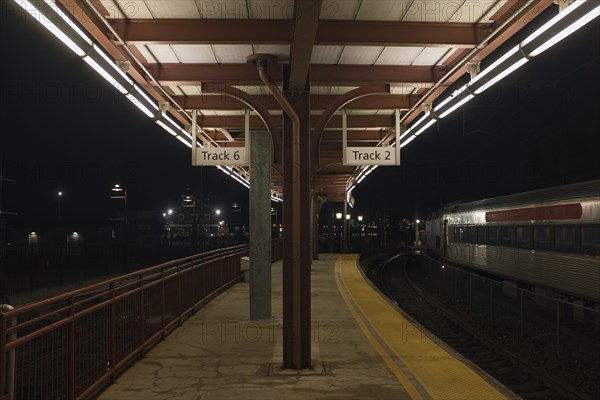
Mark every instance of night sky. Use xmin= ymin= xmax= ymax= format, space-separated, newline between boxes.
xmin=1 ymin=3 xmax=599 ymax=228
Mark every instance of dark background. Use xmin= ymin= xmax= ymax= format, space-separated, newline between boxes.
xmin=1 ymin=2 xmax=599 ymax=228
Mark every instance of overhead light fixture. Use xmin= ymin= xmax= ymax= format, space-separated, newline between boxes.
xmin=345 ymin=0 xmax=597 ymax=198
xmin=522 ymin=0 xmax=599 ymax=57
xmin=15 ymin=0 xmax=91 ymax=57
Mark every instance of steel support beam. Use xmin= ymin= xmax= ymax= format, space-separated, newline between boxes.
xmin=111 ymin=19 xmax=488 ymax=47
xmin=198 ymin=114 xmax=394 ymax=130
xmin=281 ymin=68 xmax=312 ymax=370
xmin=288 ymin=0 xmax=322 ymax=92
xmin=147 ymin=64 xmax=442 ymax=86
xmin=172 ymin=94 xmax=415 ymax=111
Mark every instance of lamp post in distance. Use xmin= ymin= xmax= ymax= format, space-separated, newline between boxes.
xmin=57 ymin=191 xmax=63 ymax=222
xmin=110 ymin=184 xmax=127 ymax=224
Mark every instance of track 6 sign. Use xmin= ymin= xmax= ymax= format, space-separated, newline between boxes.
xmin=194 ymin=148 xmax=247 ymax=166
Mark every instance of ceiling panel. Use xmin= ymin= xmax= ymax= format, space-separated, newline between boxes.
xmin=171 ymin=45 xmax=216 ymax=63
xmin=247 ymin=0 xmax=294 ymax=19
xmin=253 ymin=45 xmax=291 ymax=63
xmin=144 ymin=0 xmax=201 ymax=18
xmin=232 ymin=86 xmax=270 ymax=95
xmin=179 ymin=86 xmax=202 ymax=96
xmin=355 ymin=0 xmax=409 ymax=21
xmin=195 ymin=0 xmax=248 ymax=18
xmin=311 ymin=45 xmax=344 ymax=64
xmin=99 ymin=0 xmax=153 ymax=19
xmin=375 ymin=47 xmax=423 ymax=65
xmin=390 ymin=85 xmax=420 ymax=95
xmin=171 ymin=86 xmax=186 ymax=96
xmin=338 ymin=46 xmax=384 ymax=65
xmin=212 ymin=45 xmax=253 ymax=63
xmin=145 ymin=45 xmax=180 ymax=63
xmin=320 ymin=0 xmax=361 ymax=20
xmin=135 ymin=45 xmax=157 ymax=63
xmin=311 ymin=86 xmax=360 ymax=95
xmin=412 ymin=47 xmax=451 ymax=65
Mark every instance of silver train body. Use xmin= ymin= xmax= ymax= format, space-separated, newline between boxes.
xmin=425 ymin=180 xmax=600 ymax=303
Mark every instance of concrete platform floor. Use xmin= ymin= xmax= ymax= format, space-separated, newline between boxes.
xmin=97 ymin=254 xmax=512 ymax=400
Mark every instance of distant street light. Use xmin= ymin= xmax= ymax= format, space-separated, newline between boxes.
xmin=415 ymin=219 xmax=421 ymax=247
xmin=57 ymin=191 xmax=63 ymax=222
xmin=335 ymin=212 xmax=342 ymax=220
xmin=357 ymin=215 xmax=363 ymax=222
xmin=111 ymin=184 xmax=128 ymax=224
xmin=215 ymin=209 xmax=221 ymax=216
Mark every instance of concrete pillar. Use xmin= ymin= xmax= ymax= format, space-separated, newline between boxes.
xmin=249 ymin=130 xmax=272 ymax=320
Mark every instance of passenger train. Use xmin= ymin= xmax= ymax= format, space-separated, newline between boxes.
xmin=424 ymin=180 xmax=600 ymax=303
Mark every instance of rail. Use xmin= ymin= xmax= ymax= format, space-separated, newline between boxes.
xmin=0 ymin=240 xmax=282 ymax=400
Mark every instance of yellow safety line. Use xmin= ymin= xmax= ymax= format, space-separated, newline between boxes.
xmin=334 ymin=257 xmax=426 ymax=400
xmin=335 ymin=254 xmax=511 ymax=400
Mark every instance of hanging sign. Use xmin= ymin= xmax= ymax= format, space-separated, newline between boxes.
xmin=191 ymin=109 xmax=249 ymax=166
xmin=345 ymin=147 xmax=396 ymax=165
xmin=194 ymin=148 xmax=247 ymax=166
xmin=341 ymin=109 xmax=401 ymax=166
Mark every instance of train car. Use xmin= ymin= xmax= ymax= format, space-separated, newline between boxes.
xmin=425 ymin=180 xmax=600 ymax=303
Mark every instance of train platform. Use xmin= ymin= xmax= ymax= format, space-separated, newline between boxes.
xmin=97 ymin=254 xmax=517 ymax=400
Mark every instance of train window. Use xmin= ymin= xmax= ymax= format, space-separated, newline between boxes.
xmin=516 ymin=226 xmax=531 ymax=249
xmin=581 ymin=226 xmax=600 ymax=256
xmin=488 ymin=227 xmax=499 ymax=245
xmin=467 ymin=227 xmax=477 ymax=243
xmin=477 ymin=227 xmax=486 ymax=244
xmin=458 ymin=227 xmax=466 ymax=243
xmin=533 ymin=227 xmax=552 ymax=250
xmin=501 ymin=227 xmax=514 ymax=247
xmin=555 ymin=226 xmax=576 ymax=253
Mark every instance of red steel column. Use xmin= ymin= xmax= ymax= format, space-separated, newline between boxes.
xmin=282 ymin=66 xmax=312 ymax=369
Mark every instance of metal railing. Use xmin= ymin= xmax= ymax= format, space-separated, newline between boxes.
xmin=1 ymin=240 xmax=282 ymax=400
xmin=414 ymin=254 xmax=600 ymax=378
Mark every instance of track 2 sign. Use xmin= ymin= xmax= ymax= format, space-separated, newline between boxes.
xmin=344 ymin=147 xmax=397 ymax=166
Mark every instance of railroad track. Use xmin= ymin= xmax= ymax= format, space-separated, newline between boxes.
xmin=365 ymin=251 xmax=590 ymax=400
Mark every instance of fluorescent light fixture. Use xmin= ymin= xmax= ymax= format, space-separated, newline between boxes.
xmin=156 ymin=120 xmax=178 ymax=136
xmin=134 ymin=85 xmax=159 ymax=111
xmin=521 ymin=0 xmax=600 ymax=57
xmin=473 ymin=58 xmax=528 ymax=95
xmin=438 ymin=94 xmax=474 ymax=118
xmin=470 ymin=45 xmax=520 ymax=86
xmin=83 ymin=54 xmax=128 ymax=94
xmin=94 ymin=46 xmax=132 ymax=86
xmin=176 ymin=135 xmax=192 ymax=148
xmin=43 ymin=0 xmax=92 ymax=46
xmin=16 ymin=0 xmax=87 ymax=56
xmin=529 ymin=6 xmax=600 ymax=57
xmin=400 ymin=112 xmax=429 ymax=140
xmin=181 ymin=127 xmax=193 ymax=140
xmin=435 ymin=84 xmax=469 ymax=112
xmin=400 ymin=135 xmax=417 ymax=148
xmin=413 ymin=119 xmax=436 ymax=135
xmin=126 ymin=93 xmax=154 ymax=118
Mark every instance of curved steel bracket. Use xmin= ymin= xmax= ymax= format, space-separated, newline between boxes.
xmin=311 ymin=84 xmax=391 ymax=164
xmin=200 ymin=83 xmax=282 ymax=164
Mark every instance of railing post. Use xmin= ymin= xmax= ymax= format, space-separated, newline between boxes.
xmin=160 ymin=269 xmax=165 ymax=332
xmin=109 ymin=283 xmax=116 ymax=383
xmin=1 ymin=304 xmax=15 ymax=400
xmin=556 ymin=301 xmax=560 ymax=358
xmin=139 ymin=274 xmax=145 ymax=352
xmin=68 ymin=297 xmax=75 ymax=400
